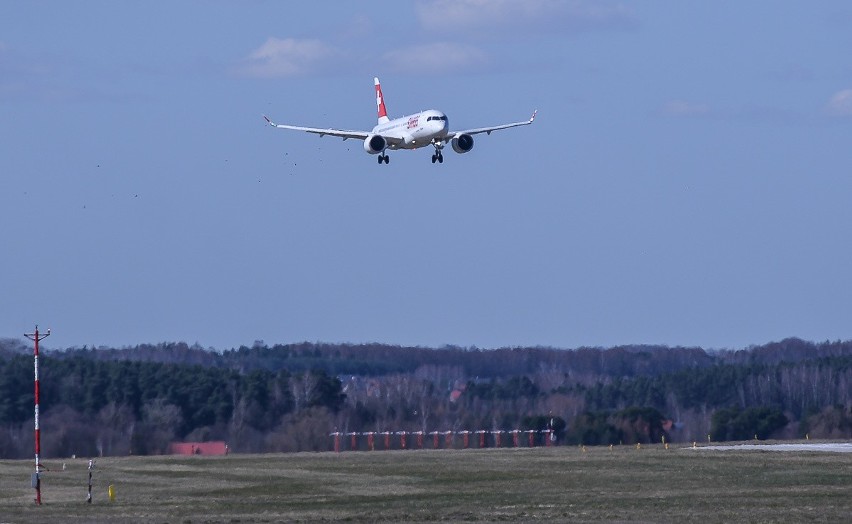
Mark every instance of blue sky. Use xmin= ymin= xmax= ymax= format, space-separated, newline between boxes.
xmin=2 ymin=1 xmax=851 ymax=351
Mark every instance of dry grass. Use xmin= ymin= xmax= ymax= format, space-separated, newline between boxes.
xmin=1 ymin=443 xmax=850 ymax=522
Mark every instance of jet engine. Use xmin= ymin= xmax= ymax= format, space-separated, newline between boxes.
xmin=451 ymin=133 xmax=474 ymax=154
xmin=363 ymin=134 xmax=387 ymax=154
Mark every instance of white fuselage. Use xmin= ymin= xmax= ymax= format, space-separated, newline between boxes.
xmin=372 ymin=109 xmax=450 ymax=150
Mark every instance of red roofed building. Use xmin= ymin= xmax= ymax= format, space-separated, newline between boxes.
xmin=169 ymin=441 xmax=228 ymax=455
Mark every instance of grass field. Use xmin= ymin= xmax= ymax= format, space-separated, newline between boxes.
xmin=1 ymin=443 xmax=850 ymax=522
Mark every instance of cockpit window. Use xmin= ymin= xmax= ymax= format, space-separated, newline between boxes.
xmin=427 ymin=116 xmax=448 ymax=121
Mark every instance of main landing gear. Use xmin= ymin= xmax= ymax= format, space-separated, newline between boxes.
xmin=377 ymin=153 xmax=389 ymax=164
xmin=431 ymin=143 xmax=444 ymax=164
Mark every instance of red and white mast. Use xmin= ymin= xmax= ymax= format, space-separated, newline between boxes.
xmin=25 ymin=325 xmax=50 ymax=505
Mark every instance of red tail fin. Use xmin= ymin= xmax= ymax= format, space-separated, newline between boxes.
xmin=374 ymin=77 xmax=389 ymax=124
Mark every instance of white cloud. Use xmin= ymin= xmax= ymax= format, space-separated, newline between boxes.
xmin=239 ymin=38 xmax=341 ymax=78
xmin=383 ymin=42 xmax=489 ymax=74
xmin=240 ymin=37 xmax=489 ymax=78
xmin=415 ymin=0 xmax=637 ymax=35
xmin=825 ymin=89 xmax=852 ymax=117
xmin=663 ymin=100 xmax=710 ymax=117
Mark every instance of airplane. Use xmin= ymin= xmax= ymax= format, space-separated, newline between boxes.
xmin=263 ymin=77 xmax=536 ymax=164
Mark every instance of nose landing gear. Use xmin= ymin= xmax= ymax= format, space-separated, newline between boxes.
xmin=431 ymin=142 xmax=444 ymax=164
xmin=377 ymin=153 xmax=389 ymax=164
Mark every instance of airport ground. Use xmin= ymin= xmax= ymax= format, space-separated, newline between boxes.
xmin=1 ymin=442 xmax=849 ymax=522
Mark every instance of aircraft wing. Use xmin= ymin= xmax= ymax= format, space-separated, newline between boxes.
xmin=263 ymin=115 xmax=369 ymax=140
xmin=452 ymin=110 xmax=537 ymax=137
xmin=263 ymin=115 xmax=405 ymax=146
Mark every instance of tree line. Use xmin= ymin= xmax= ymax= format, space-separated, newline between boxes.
xmin=0 ymin=337 xmax=850 ymax=458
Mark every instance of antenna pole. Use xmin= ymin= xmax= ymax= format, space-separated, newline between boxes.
xmin=24 ymin=325 xmax=50 ymax=505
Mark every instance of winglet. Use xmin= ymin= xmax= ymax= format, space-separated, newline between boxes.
xmin=263 ymin=115 xmax=275 ymax=126
xmin=529 ymin=109 xmax=538 ymax=123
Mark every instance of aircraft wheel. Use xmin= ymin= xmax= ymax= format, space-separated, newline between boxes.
xmin=431 ymin=155 xmax=437 ymax=163
xmin=438 ymin=154 xmax=444 ymax=163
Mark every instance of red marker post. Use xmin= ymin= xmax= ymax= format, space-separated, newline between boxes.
xmin=25 ymin=326 xmax=50 ymax=505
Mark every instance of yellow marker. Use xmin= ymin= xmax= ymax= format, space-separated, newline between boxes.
xmin=108 ymin=484 xmax=115 ymax=502
xmin=609 ymin=444 xmax=613 ymax=451
xmin=636 ymin=442 xmax=641 ymax=450
xmin=664 ymin=443 xmax=669 ymax=450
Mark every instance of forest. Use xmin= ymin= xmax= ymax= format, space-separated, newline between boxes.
xmin=0 ymin=337 xmax=850 ymax=458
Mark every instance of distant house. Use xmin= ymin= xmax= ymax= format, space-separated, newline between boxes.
xmin=169 ymin=441 xmax=228 ymax=456
xmin=449 ymin=381 xmax=467 ymax=403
